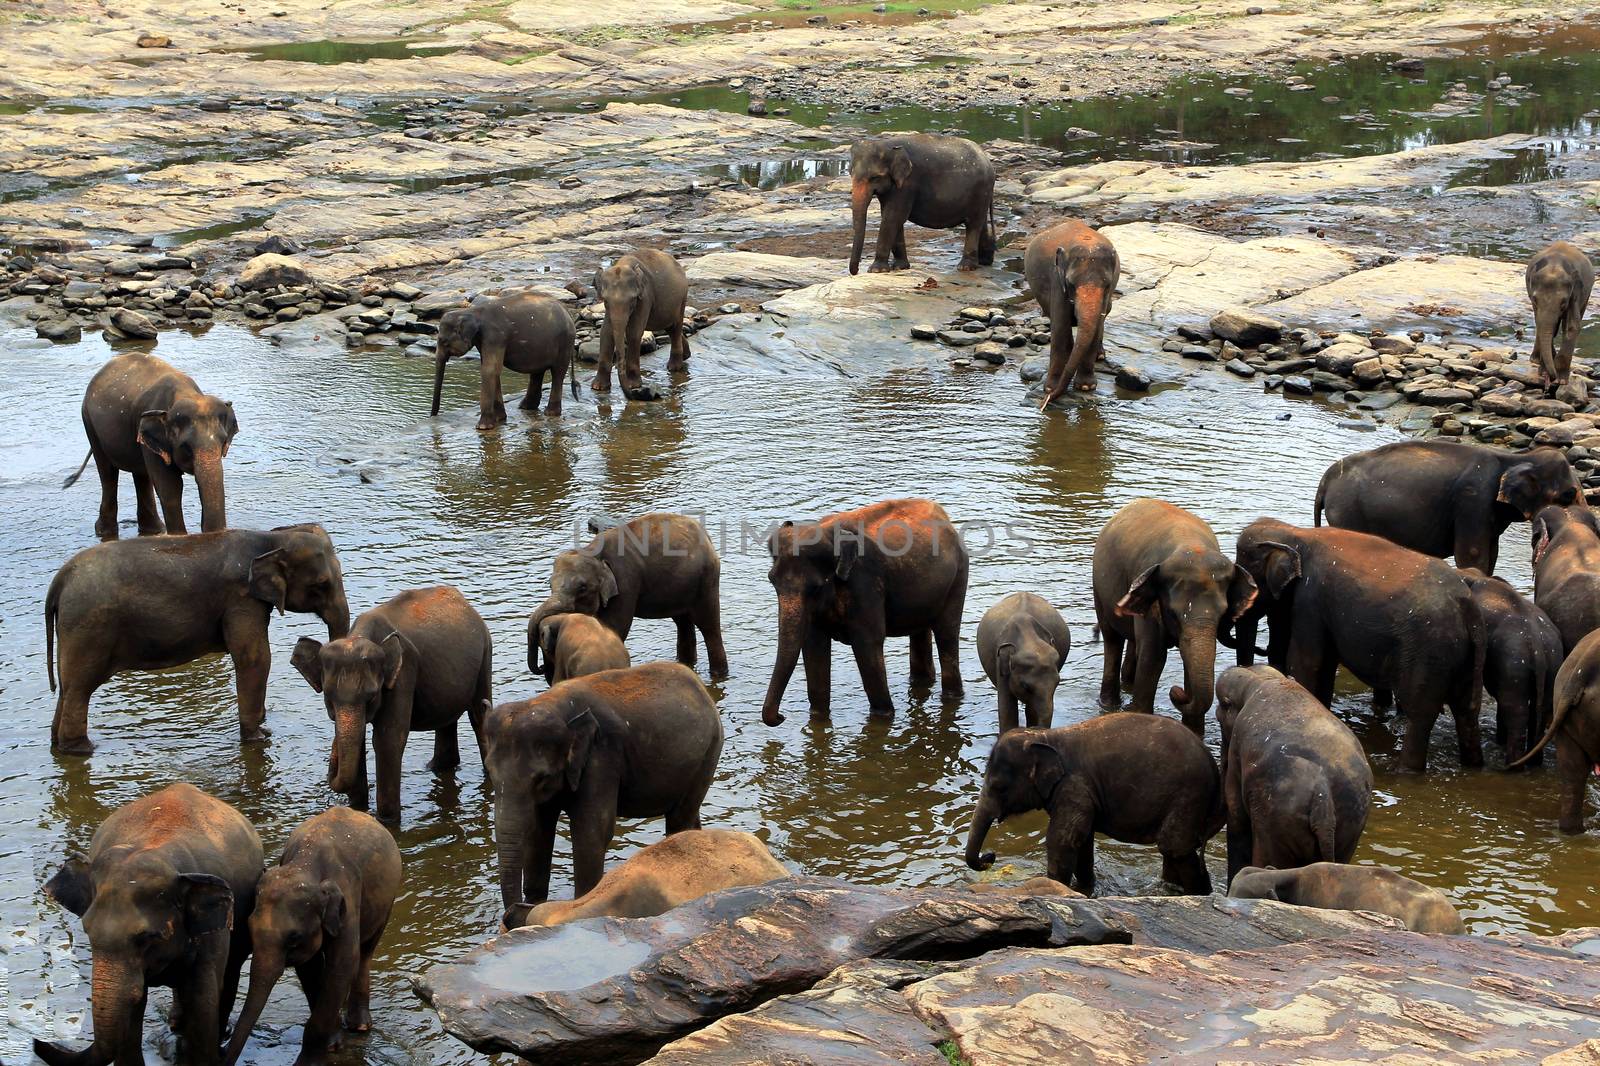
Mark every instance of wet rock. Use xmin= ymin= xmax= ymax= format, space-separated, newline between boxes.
xmin=36 ymin=318 xmax=81 ymax=343
xmin=1283 ymin=375 xmax=1314 ymax=395
xmin=971 ymin=342 xmax=1006 ymax=365
xmin=1525 ymin=398 xmax=1577 ymax=419
xmin=61 ymin=280 xmax=101 ymax=301
xmin=686 ymin=253 xmax=837 ymax=291
xmin=910 ymin=324 xmax=939 ymax=341
xmin=253 ymin=235 xmax=304 ymax=257
xmin=1418 ymin=386 xmax=1477 ymax=406
xmin=136 ymin=32 xmax=171 ymax=48
xmin=1316 ymin=342 xmax=1374 ymax=376
xmin=414 ymin=291 xmax=467 ymax=317
xmin=109 ymin=308 xmax=157 ymax=339
xmin=1225 ymin=359 xmax=1256 ymax=378
xmin=388 ymin=282 xmax=425 ymax=301
xmin=1369 ymin=333 xmax=1415 ymax=355
xmin=937 ymin=329 xmax=985 ymax=347
xmin=746 ymin=99 xmax=767 ymax=117
xmin=1180 ymin=344 xmax=1217 ymax=362
xmin=198 ymin=98 xmax=231 ymax=113
xmin=1209 ymin=307 xmax=1285 ymax=347
xmin=237 ymin=253 xmax=314 ymax=292
xmin=577 ymin=338 xmax=602 ymax=364
xmin=1115 ymin=365 xmax=1151 ymax=392
xmin=1020 ymin=358 xmax=1048 ymax=383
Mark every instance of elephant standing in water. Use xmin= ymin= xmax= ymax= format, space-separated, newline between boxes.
xmin=847 ymin=133 xmax=996 ymax=275
xmin=533 ymin=612 xmax=631 ymax=684
xmin=592 ymin=249 xmax=691 ymax=400
xmin=1509 ymin=627 xmax=1600 ymax=831
xmin=1459 ymin=569 xmax=1562 ymax=767
xmin=430 ymin=291 xmax=577 ymax=429
xmin=1025 ymin=220 xmax=1119 ymax=405
xmin=64 ymin=351 xmax=237 ymax=540
xmin=1531 ymin=504 xmax=1600 ymax=653
xmin=1526 ymin=240 xmax=1594 ymax=396
xmin=1092 ymin=498 xmax=1257 ymax=733
xmin=35 ymin=783 xmax=263 ymax=1066
xmin=1314 ymin=439 xmax=1580 ymax=574
xmin=976 ymin=592 xmax=1072 ymax=732
xmin=761 ymin=498 xmax=968 ymax=726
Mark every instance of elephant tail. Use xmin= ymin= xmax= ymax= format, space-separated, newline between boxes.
xmin=568 ymin=341 xmax=579 ymax=398
xmin=1309 ymin=784 xmax=1337 ymax=862
xmin=1510 ymin=684 xmax=1573 ymax=769
xmin=1312 ymin=465 xmax=1331 ymax=526
xmin=45 ymin=569 xmax=62 ymax=693
xmin=61 ymin=450 xmax=93 ymax=490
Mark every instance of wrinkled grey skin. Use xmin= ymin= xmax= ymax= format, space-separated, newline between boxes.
xmin=46 ymin=524 xmax=351 ymax=755
xmin=528 ymin=513 xmax=727 ymax=681
xmin=976 ymin=592 xmax=1072 ymax=732
xmin=1459 ymin=568 xmax=1562 ymax=768
xmin=592 ymin=249 xmax=690 ymax=399
xmin=35 ymin=783 xmax=263 ymax=1066
xmin=431 ymin=291 xmax=578 ymax=430
xmin=65 ymin=351 xmax=237 ymax=541
xmin=533 ymin=612 xmax=631 ymax=685
xmin=1526 ymin=240 xmax=1594 ymax=396
xmin=1024 ymin=220 xmax=1120 ymax=405
xmin=1530 ymin=504 xmax=1600 ymax=654
xmin=1229 ymin=863 xmax=1465 ymax=934
xmin=848 ymin=133 xmax=995 ymax=275
xmin=1508 ymin=627 xmax=1600 ymax=831
xmin=484 ymin=662 xmax=724 ymax=908
xmin=1215 ymin=665 xmax=1373 ymax=886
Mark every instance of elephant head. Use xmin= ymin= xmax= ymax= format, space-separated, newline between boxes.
xmin=136 ymin=392 xmax=237 ymax=533
xmin=848 ymin=138 xmax=912 ymax=274
xmin=965 ymin=729 xmax=1065 ymax=870
xmin=997 ymin=621 xmax=1063 ymax=728
xmin=1116 ymin=548 xmax=1257 ymax=730
xmin=222 ymin=867 xmax=344 ymax=1066
xmin=1214 ymin=664 xmax=1286 ymax=757
xmin=1497 ymin=448 xmax=1581 ymax=519
xmin=291 ymin=630 xmax=410 ymax=800
xmin=485 ymin=700 xmax=601 ymax=907
xmin=527 ymin=550 xmax=619 ymax=673
xmin=35 ymin=853 xmax=234 ymax=1066
xmin=595 ymin=257 xmax=651 ymax=357
xmin=431 ymin=306 xmax=482 ymax=415
xmin=761 ymin=519 xmax=871 ymax=725
xmin=251 ymin=524 xmax=352 ymax=639
xmin=1225 ymin=865 xmax=1285 ymax=900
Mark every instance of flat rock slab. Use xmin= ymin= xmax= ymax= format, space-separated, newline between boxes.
xmin=684 ymin=251 xmax=840 ymax=290
xmin=1260 ymin=254 xmax=1527 ymax=331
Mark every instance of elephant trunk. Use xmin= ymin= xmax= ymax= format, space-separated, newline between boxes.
xmin=329 ymin=706 xmax=366 ymax=795
xmin=430 ymin=345 xmax=451 ymax=416
xmin=848 ymin=178 xmax=871 ymax=275
xmin=34 ymin=954 xmax=141 ymax=1066
xmin=1040 ymin=284 xmax=1105 ymax=409
xmin=965 ymin=794 xmax=999 ymax=870
xmin=1532 ymin=292 xmax=1565 ymax=386
xmin=192 ymin=447 xmax=227 ymax=533
xmin=223 ymin=951 xmax=284 ymax=1066
xmin=761 ymin=595 xmax=806 ymax=726
xmin=526 ymin=599 xmax=567 ymax=675
xmin=1170 ymin=625 xmax=1218 ymax=733
xmin=1232 ymin=615 xmax=1258 ymax=667
xmin=321 ymin=595 xmax=351 ymax=641
xmin=495 ymin=790 xmax=529 ymax=910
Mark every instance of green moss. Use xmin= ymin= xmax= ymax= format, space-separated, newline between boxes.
xmin=501 ymin=47 xmax=556 ymax=64
xmin=937 ymin=1040 xmax=972 ymax=1066
xmin=771 ymin=0 xmax=990 ymax=12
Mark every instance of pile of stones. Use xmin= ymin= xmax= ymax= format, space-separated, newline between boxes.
xmin=909 ymin=305 xmax=1153 ymax=391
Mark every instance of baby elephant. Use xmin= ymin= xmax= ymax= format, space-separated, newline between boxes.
xmin=1526 ymin=239 xmax=1594 ymax=397
xmin=976 ymin=592 xmax=1072 ymax=731
xmin=531 ymin=611 xmax=631 ymax=684
xmin=1230 ymin=863 xmax=1465 ymax=934
xmin=292 ymin=586 xmax=493 ymax=824
xmin=1460 ymin=569 xmax=1562 ymax=767
xmin=430 ymin=291 xmax=577 ymax=429
xmin=503 ymin=829 xmax=787 ymax=928
xmin=1216 ymin=666 xmax=1373 ymax=885
xmin=964 ymin=712 xmax=1223 ymax=895
xmin=1509 ymin=626 xmax=1600 ymax=831
xmin=225 ymin=807 xmax=403 ymax=1066
xmin=592 ymin=248 xmax=691 ymax=399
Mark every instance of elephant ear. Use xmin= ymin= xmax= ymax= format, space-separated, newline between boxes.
xmin=1026 ymin=739 xmax=1067 ymax=798
xmin=248 ymin=548 xmax=289 ymax=615
xmin=1497 ymin=464 xmax=1543 ymax=517
xmin=1053 ymin=246 xmax=1071 ymax=290
xmin=597 ymin=562 xmax=620 ymax=606
xmin=179 ymin=873 xmax=234 ymax=936
xmin=290 ymin=637 xmax=325 ymax=693
xmin=43 ymin=856 xmax=93 ymax=917
xmin=136 ymin=410 xmax=174 ymax=466
xmin=220 ymin=400 xmax=239 ymax=458
xmin=380 ymin=631 xmax=407 ymax=690
xmin=1256 ymin=542 xmax=1302 ymax=598
xmin=319 ymin=880 xmax=346 ymax=939
xmin=888 ymin=145 xmax=913 ymax=186
xmin=538 ymin=617 xmax=561 ymax=680
xmin=1226 ymin=565 xmax=1259 ymax=622
xmin=1115 ymin=565 xmax=1162 ymax=619
xmin=996 ymin=641 xmax=1016 ymax=676
xmin=834 ymin=531 xmax=862 ymax=581
xmin=564 ymin=710 xmax=599 ymax=793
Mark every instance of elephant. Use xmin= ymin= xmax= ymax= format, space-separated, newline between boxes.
xmin=1229 ymin=863 xmax=1465 ymax=934
xmin=223 ymin=807 xmax=402 ymax=1066
xmin=1232 ymin=518 xmax=1485 ymax=773
xmin=592 ymin=249 xmax=690 ymax=399
xmin=964 ymin=713 xmax=1223 ymax=895
xmin=1092 ymin=498 xmax=1257 ymax=733
xmin=1025 ymin=220 xmax=1120 ymax=405
xmin=976 ymin=592 xmax=1072 ymax=732
xmin=35 ymin=783 xmax=263 ymax=1066
xmin=1508 ymin=627 xmax=1600 ymax=831
xmin=1215 ymin=665 xmax=1373 ymax=885
xmin=762 ymin=497 xmax=968 ymax=726
xmin=528 ymin=512 xmax=726 ymax=680
xmin=503 ymin=829 xmax=787 ymax=929
xmin=429 ymin=291 xmax=577 ymax=430
xmin=46 ymin=524 xmax=350 ymax=755
xmin=63 ymin=351 xmax=237 ymax=541
xmin=1526 ymin=239 xmax=1594 ymax=396
xmin=1313 ymin=439 xmax=1579 ymax=574
xmin=1459 ymin=568 xmax=1562 ymax=767
xmin=1531 ymin=504 xmax=1600 ymax=653
xmin=484 ymin=661 xmax=724 ymax=908
xmin=290 ymin=586 xmax=492 ymax=824
xmin=847 ymin=133 xmax=996 ymax=275
xmin=532 ymin=611 xmax=631 ymax=685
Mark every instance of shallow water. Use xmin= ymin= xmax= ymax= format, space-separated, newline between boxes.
xmin=1 ymin=310 xmax=1596 ymax=1064
xmin=219 ymin=39 xmax=464 ymax=64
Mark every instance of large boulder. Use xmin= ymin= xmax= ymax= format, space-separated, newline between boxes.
xmin=236 ymin=253 xmax=315 ymax=292
xmin=1208 ymin=306 xmax=1286 ymax=347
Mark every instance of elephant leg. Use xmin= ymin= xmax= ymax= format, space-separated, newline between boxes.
xmin=430 ymin=721 xmax=461 ymax=774
xmin=694 ymin=580 xmax=729 ymax=681
xmin=891 ymin=226 xmax=910 ymax=271
xmin=870 ymin=200 xmax=909 ymax=272
xmin=1449 ymin=687 xmax=1484 ymax=769
xmin=666 ymin=320 xmax=690 ymax=372
xmin=523 ymin=803 xmax=560 ymax=904
xmin=177 ymin=941 xmax=226 ymax=1066
xmin=1098 ymin=626 xmax=1124 ymax=709
xmin=146 ymin=457 xmax=188 ymax=536
xmin=674 ymin=614 xmax=698 ymax=668
xmin=50 ymin=640 xmax=107 ymax=755
xmin=934 ymin=585 xmax=965 ymax=702
xmin=1561 ymin=313 xmax=1582 ymax=382
xmin=224 ymin=616 xmax=272 ymax=742
xmin=472 ymin=644 xmax=493 ymax=776
xmin=92 ymin=448 xmax=123 ymax=541
xmin=957 ymin=216 xmax=982 ymax=271
xmin=477 ymin=342 xmax=508 ymax=430
xmin=119 ymin=990 xmax=149 ymax=1064
xmin=852 ymin=637 xmax=895 ymax=715
xmin=592 ymin=327 xmax=615 ymax=393
xmin=1555 ymin=733 xmax=1588 ymax=833
xmin=346 ymin=925 xmax=385 ymax=1031
xmin=221 ymin=923 xmax=251 ymax=1026
xmin=1395 ymin=689 xmax=1442 ymax=774
xmin=620 ymin=319 xmax=647 ymax=397
xmin=1372 ymin=688 xmax=1393 ymax=713
xmin=1047 ymin=809 xmax=1092 ymax=892
xmin=1128 ymin=618 xmax=1166 ymax=714
xmin=1225 ymin=821 xmax=1253 ymax=888
xmin=908 ymin=629 xmax=936 ymax=687
xmin=997 ymin=688 xmax=1019 ymax=734
xmin=303 ymin=934 xmax=359 ymax=1063
xmin=297 ymin=960 xmax=326 ymax=1014
xmin=666 ymin=737 xmax=718 ymax=835
xmin=373 ymin=723 xmax=407 ymax=823
xmin=571 ymin=794 xmax=619 ymax=898
xmin=1121 ymin=633 xmax=1139 ymax=687
xmin=1285 ymin=626 xmax=1335 ymax=706
xmin=130 ymin=468 xmax=164 ymax=538
xmin=544 ymin=366 xmax=565 ymax=416
xmin=802 ymin=629 xmax=832 ymax=717
xmin=519 ymin=367 xmax=545 ymax=412
xmin=1162 ymin=851 xmax=1211 ymax=895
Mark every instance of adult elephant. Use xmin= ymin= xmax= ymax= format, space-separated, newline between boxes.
xmin=1092 ymin=498 xmax=1257 ymax=733
xmin=1025 ymin=220 xmax=1119 ymax=406
xmin=1233 ymin=518 xmax=1485 ymax=773
xmin=964 ymin=713 xmax=1222 ymax=895
xmin=430 ymin=291 xmax=577 ymax=429
xmin=1526 ymin=239 xmax=1594 ymax=396
xmin=1460 ymin=568 xmax=1562 ymax=766
xmin=45 ymin=524 xmax=351 ymax=754
xmin=1314 ymin=439 xmax=1579 ymax=574
xmin=1215 ymin=665 xmax=1373 ymax=885
xmin=63 ymin=351 xmax=237 ymax=541
xmin=35 ymin=783 xmax=263 ymax=1066
xmin=592 ymin=249 xmax=690 ymax=400
xmin=762 ymin=498 xmax=968 ymax=726
xmin=1509 ymin=627 xmax=1600 ymax=831
xmin=1531 ymin=504 xmax=1600 ymax=653
xmin=527 ymin=513 xmax=726 ymax=680
xmin=976 ymin=591 xmax=1072 ymax=732
xmin=847 ymin=133 xmax=995 ymax=275
xmin=484 ymin=661 xmax=724 ymax=908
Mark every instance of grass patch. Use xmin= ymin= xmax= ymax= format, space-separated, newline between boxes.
xmin=770 ymin=0 xmax=990 ymax=12
xmin=937 ymin=1041 xmax=972 ymax=1066
xmin=501 ymin=46 xmax=556 ymax=64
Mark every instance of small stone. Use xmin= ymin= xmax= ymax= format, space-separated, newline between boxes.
xmin=136 ymin=32 xmax=171 ymax=47
xmin=1020 ymin=357 xmax=1048 ymax=383
xmin=1418 ymin=386 xmax=1476 ymax=406
xmin=1115 ymin=366 xmax=1151 ymax=391
xmin=937 ymin=329 xmax=985 ymax=347
xmin=718 ymin=303 xmax=741 ymax=315
xmin=972 ymin=342 xmax=1006 ymax=364
xmin=237 ymin=253 xmax=312 ymax=292
xmin=253 ymin=235 xmax=303 ymax=256
xmin=1283 ymin=375 xmax=1314 ymax=395
xmin=388 ymin=282 xmax=424 ymax=300
xmin=1180 ymin=344 xmax=1218 ymax=361
xmin=747 ymin=99 xmax=768 ymax=116
xmin=36 ymin=319 xmax=81 ymax=343
xmin=1176 ymin=323 xmax=1213 ymax=342
xmin=109 ymin=308 xmax=158 ymax=338
xmin=274 ymin=306 xmax=301 ymax=321
xmin=198 ymin=98 xmax=231 ymax=113
xmin=911 ymin=323 xmax=939 ymax=341
xmin=1209 ymin=307 xmax=1285 ymax=347
xmin=1225 ymin=359 xmax=1256 ymax=378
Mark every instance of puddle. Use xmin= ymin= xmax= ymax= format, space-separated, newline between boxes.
xmin=667 ymin=0 xmax=989 ymax=34
xmin=700 ymin=157 xmax=848 ymax=190
xmin=154 ymin=213 xmax=277 ymax=248
xmin=388 ymin=165 xmax=555 ymax=194
xmin=218 ymin=38 xmax=463 ymax=64
xmin=474 ymin=927 xmax=652 ymax=993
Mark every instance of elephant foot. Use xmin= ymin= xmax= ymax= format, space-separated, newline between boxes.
xmin=1097 ymin=690 xmax=1121 ymax=710
xmin=666 ymin=358 xmax=688 ymax=373
xmin=239 ymin=725 xmax=272 ymax=743
xmin=624 ymin=384 xmax=664 ymax=401
xmin=344 ymin=1005 xmax=373 ymax=1032
xmin=940 ymin=683 xmax=965 ymax=703
xmin=590 ymin=378 xmax=612 ymax=393
xmin=956 ymin=258 xmax=977 ymax=272
xmin=52 ymin=735 xmax=94 ymax=756
xmin=1073 ymin=376 xmax=1098 ymax=393
xmin=425 ymin=756 xmax=460 ymax=773
xmin=475 ymin=418 xmax=500 ymax=432
xmin=867 ymin=261 xmax=894 ymax=273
